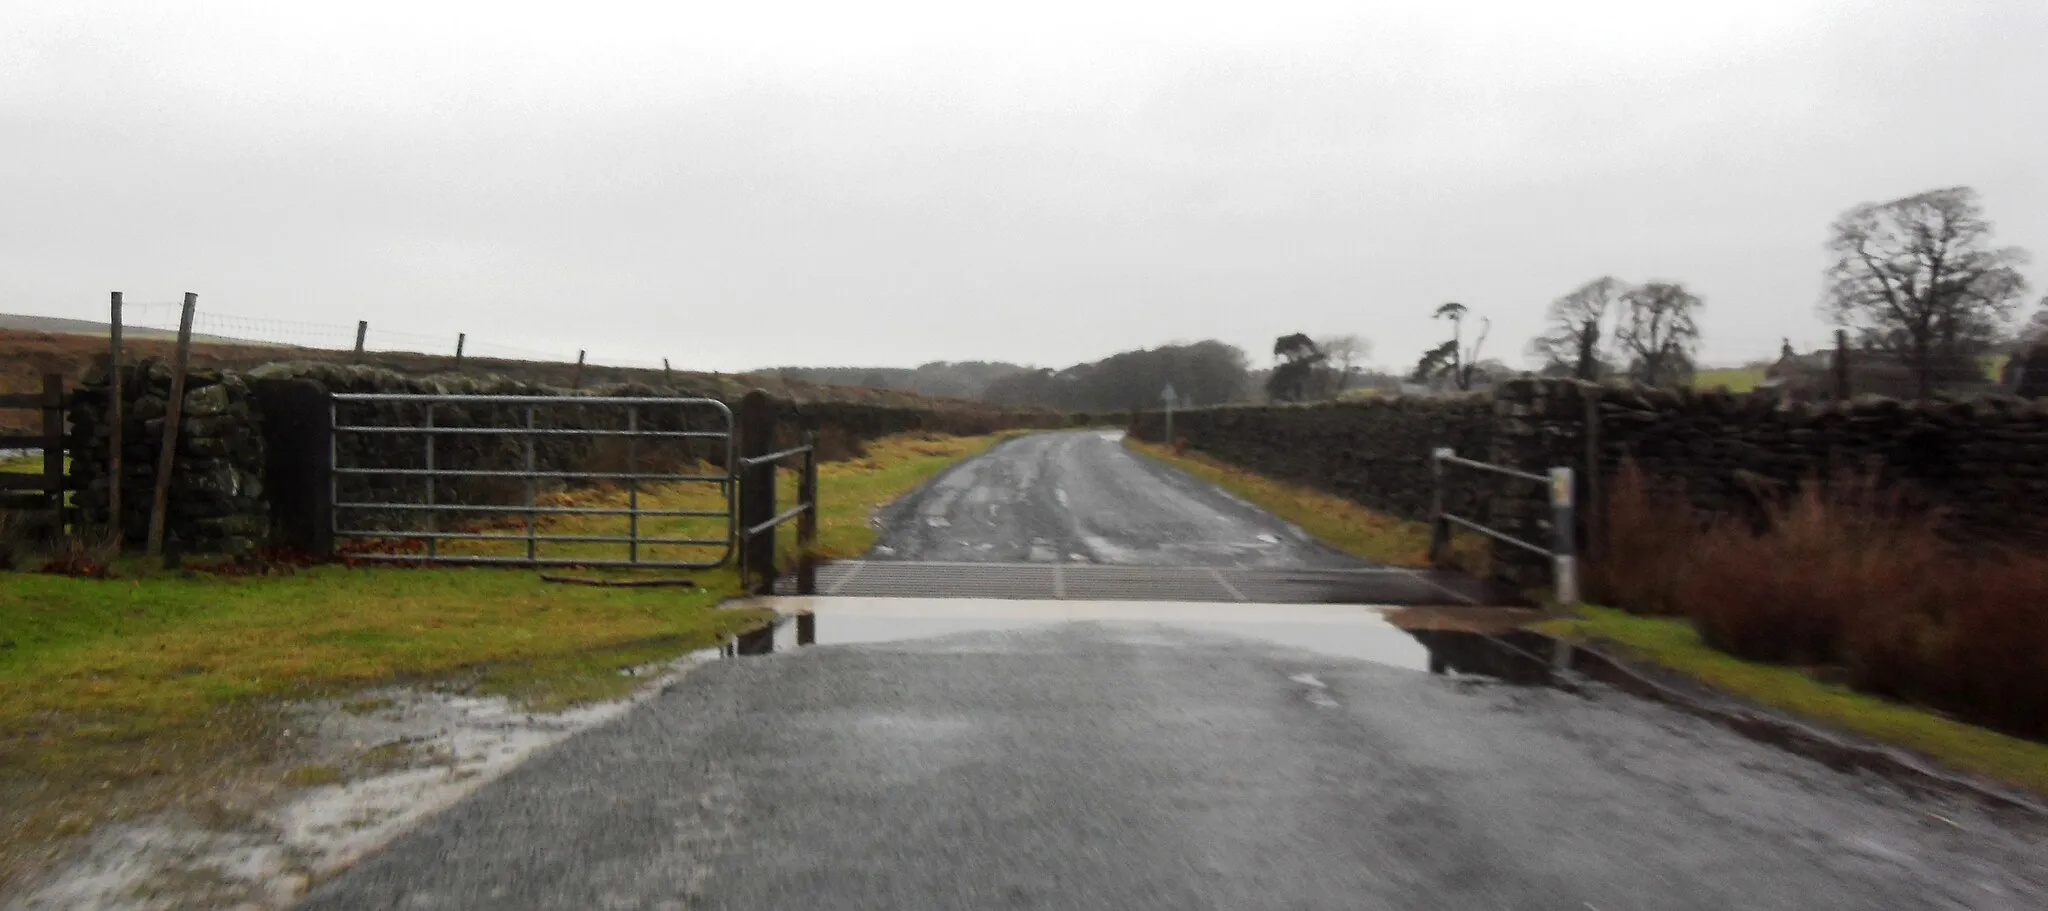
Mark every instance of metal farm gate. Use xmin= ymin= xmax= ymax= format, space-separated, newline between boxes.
xmin=330 ymin=393 xmax=743 ymax=569
xmin=327 ymin=391 xmax=818 ymax=590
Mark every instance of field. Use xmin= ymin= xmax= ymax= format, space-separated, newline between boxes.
xmin=1691 ymin=354 xmax=2008 ymax=393
xmin=1692 ymin=365 xmax=1768 ymax=392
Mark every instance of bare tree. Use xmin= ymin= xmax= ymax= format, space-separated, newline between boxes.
xmin=1615 ymin=282 xmax=1702 ymax=387
xmin=1526 ymin=277 xmax=1629 ymax=379
xmin=1823 ymin=186 xmax=2032 ymax=398
xmin=2019 ymin=296 xmax=2048 ymax=345
xmin=1316 ymin=334 xmax=1371 ymax=394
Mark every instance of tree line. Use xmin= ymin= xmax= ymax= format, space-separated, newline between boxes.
xmin=1501 ymin=184 xmax=2042 ymax=398
xmin=770 ymin=185 xmax=2043 ymax=410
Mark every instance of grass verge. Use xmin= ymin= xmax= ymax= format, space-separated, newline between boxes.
xmin=1122 ymin=438 xmax=1482 ymax=568
xmin=1537 ymin=606 xmax=2048 ymax=797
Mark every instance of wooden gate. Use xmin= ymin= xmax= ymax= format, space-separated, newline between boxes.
xmin=0 ymin=374 xmax=75 ymax=535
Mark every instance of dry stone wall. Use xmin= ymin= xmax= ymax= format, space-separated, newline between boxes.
xmin=69 ymin=360 xmax=1062 ymax=555
xmin=1134 ymin=378 xmax=2048 ymax=590
xmin=69 ymin=357 xmax=269 ymax=556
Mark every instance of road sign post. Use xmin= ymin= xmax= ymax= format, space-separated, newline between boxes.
xmin=1161 ymin=383 xmax=1178 ymax=446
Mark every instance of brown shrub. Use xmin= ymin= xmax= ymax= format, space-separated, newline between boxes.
xmin=1585 ymin=461 xmax=1700 ymax=614
xmin=1601 ymin=461 xmax=2048 ymax=739
xmin=1682 ymin=475 xmax=1945 ymax=666
xmin=1849 ymin=551 xmax=2048 ymax=740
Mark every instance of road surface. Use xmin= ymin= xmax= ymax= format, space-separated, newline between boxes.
xmin=871 ymin=431 xmax=1361 ymax=567
xmin=300 ymin=432 xmax=2048 ymax=910
xmin=301 ymin=603 xmax=2048 ymax=910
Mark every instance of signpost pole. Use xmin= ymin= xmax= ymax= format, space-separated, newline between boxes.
xmin=1161 ymin=383 xmax=1178 ymax=446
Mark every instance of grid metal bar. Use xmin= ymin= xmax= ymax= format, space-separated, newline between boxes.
xmin=743 ymin=503 xmax=812 ymax=538
xmin=627 ymin=406 xmax=640 ymax=564
xmin=1438 ymin=453 xmax=1548 ymax=484
xmin=424 ymin=404 xmax=437 ymax=559
xmin=335 ymin=530 xmax=728 ymax=545
xmin=343 ymin=553 xmax=729 ymax=569
xmin=737 ymin=445 xmax=813 ymax=468
xmin=333 ymin=426 xmax=727 ymax=439
xmin=333 ymin=394 xmax=732 ymax=410
xmin=332 ymin=467 xmax=726 ymax=482
xmin=1442 ymin=513 xmax=1550 ymax=556
xmin=523 ymin=406 xmax=538 ymax=561
xmin=335 ymin=502 xmax=730 ymax=517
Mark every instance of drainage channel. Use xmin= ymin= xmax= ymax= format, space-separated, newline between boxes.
xmin=714 ymin=599 xmax=1562 ymax=685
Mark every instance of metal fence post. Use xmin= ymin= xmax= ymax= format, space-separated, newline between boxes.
xmin=1427 ymin=447 xmax=1452 ymax=564
xmin=737 ymin=390 xmax=776 ymax=593
xmin=1550 ymin=466 xmax=1579 ymax=605
xmin=796 ymin=429 xmax=818 ymax=595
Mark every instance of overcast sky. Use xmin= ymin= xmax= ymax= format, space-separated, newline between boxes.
xmin=3 ymin=0 xmax=2043 ymax=373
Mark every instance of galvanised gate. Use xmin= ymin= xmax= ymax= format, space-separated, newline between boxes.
xmin=329 ymin=392 xmax=816 ymax=589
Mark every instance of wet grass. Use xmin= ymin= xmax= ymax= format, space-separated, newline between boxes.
xmin=1123 ymin=439 xmax=1487 ymax=570
xmin=1538 ymin=606 xmax=2048 ymax=797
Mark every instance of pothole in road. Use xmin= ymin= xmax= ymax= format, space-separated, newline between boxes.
xmin=721 ymin=599 xmax=1563 ymax=686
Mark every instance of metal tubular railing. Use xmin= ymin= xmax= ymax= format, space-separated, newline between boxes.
xmin=1428 ymin=447 xmax=1579 ymax=605
xmin=735 ymin=426 xmax=820 ymax=596
xmin=329 ymin=393 xmax=736 ymax=568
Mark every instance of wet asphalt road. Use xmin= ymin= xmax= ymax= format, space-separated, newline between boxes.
xmin=299 ymin=432 xmax=2048 ymax=909
xmin=300 ymin=619 xmax=2048 ymax=910
xmin=870 ymin=431 xmax=1363 ymax=568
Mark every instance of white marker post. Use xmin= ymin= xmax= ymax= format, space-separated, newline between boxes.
xmin=1161 ymin=383 xmax=1178 ymax=446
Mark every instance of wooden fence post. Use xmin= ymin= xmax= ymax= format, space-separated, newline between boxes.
xmin=146 ymin=293 xmax=197 ymax=559
xmin=455 ymin=333 xmax=466 ymax=369
xmin=736 ymin=390 xmax=776 ymax=593
xmin=108 ymin=291 xmax=124 ymax=547
xmin=41 ymin=375 xmax=64 ymax=530
xmin=354 ymin=321 xmax=368 ymax=358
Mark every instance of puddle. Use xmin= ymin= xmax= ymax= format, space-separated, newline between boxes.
xmin=738 ymin=598 xmax=1556 ymax=683
xmin=11 ymin=653 xmax=726 ymax=911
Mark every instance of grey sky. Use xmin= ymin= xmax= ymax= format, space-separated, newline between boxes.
xmin=4 ymin=0 xmax=2044 ymax=374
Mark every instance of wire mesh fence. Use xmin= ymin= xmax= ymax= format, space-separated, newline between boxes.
xmin=115 ymin=301 xmax=673 ymax=372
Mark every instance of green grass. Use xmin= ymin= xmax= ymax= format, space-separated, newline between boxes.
xmin=0 ymin=566 xmax=755 ymax=763
xmin=1693 ymin=366 xmax=1767 ymax=392
xmin=1537 ymin=605 xmax=2048 ymax=796
xmin=1122 ymin=439 xmax=1487 ymax=569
